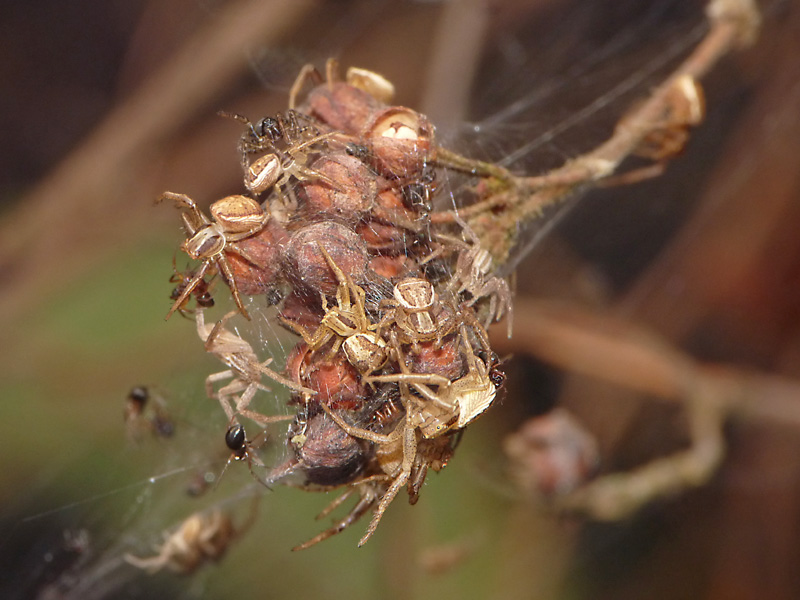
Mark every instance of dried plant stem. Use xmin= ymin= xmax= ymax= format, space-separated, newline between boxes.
xmin=434 ymin=0 xmax=761 ymax=267
xmin=492 ymin=297 xmax=800 ymax=430
xmin=493 ymin=295 xmax=800 ymax=518
xmin=0 ymin=0 xmax=314 ymax=323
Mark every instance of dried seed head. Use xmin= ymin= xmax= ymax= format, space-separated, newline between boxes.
xmin=408 ymin=335 xmax=467 ymax=382
xmin=290 ymin=412 xmax=367 ymax=486
xmin=307 ymin=81 xmax=383 ymax=135
xmin=284 ymin=222 xmax=369 ymax=297
xmin=286 ymin=343 xmax=368 ymax=410
xmin=345 ymin=66 xmax=395 ymax=104
xmin=363 ymin=107 xmax=435 ymax=179
xmin=369 ymin=254 xmax=414 ymax=280
xmin=298 ymin=153 xmax=377 ymax=224
xmin=224 ymin=219 xmax=288 ymax=295
xmin=210 ymin=195 xmax=267 ymax=233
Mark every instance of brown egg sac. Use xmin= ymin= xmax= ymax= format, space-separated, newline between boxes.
xmin=283 ymin=221 xmax=369 ymax=297
xmin=298 ymin=153 xmax=377 ymax=224
xmin=224 ymin=219 xmax=288 ymax=295
xmin=305 ymin=81 xmax=383 ymax=135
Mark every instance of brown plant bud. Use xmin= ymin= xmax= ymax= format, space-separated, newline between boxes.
xmin=407 ymin=334 xmax=467 ymax=381
xmin=356 ymin=189 xmax=420 ymax=254
xmin=279 ymin=290 xmax=324 ymax=333
xmin=369 ymin=254 xmax=415 ymax=280
xmin=307 ymin=81 xmax=383 ymax=135
xmin=362 ymin=107 xmax=435 ymax=179
xmin=224 ymin=219 xmax=288 ymax=295
xmin=284 ymin=222 xmax=368 ymax=297
xmin=290 ymin=412 xmax=368 ymax=486
xmin=298 ymin=153 xmax=378 ymax=224
xmin=285 ymin=343 xmax=369 ymax=411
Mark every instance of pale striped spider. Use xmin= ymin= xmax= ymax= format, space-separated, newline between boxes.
xmin=196 ymin=309 xmax=313 ymax=426
xmin=160 ymin=192 xmax=269 ymax=320
xmin=317 ymin=323 xmax=503 ymax=545
xmin=220 ymin=110 xmax=341 ymax=203
xmin=283 ymin=245 xmax=388 ymax=376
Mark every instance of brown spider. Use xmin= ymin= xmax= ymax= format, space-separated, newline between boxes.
xmin=283 ymin=245 xmax=388 ymax=376
xmin=317 ymin=323 xmax=502 ymax=545
xmin=160 ymin=192 xmax=270 ymax=320
xmin=196 ymin=309 xmax=313 ymax=426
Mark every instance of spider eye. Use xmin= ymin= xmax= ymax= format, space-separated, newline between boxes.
xmin=257 ymin=117 xmax=282 ymax=141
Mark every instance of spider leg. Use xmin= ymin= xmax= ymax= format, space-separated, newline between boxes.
xmin=293 ymin=482 xmax=382 ymax=551
xmin=216 ymin=254 xmax=251 ymax=320
xmin=165 ymin=260 xmax=211 ymax=320
xmin=318 ymin=400 xmax=403 ymax=445
xmin=358 ymin=421 xmax=417 ymax=547
xmin=289 ymin=63 xmax=323 ymax=110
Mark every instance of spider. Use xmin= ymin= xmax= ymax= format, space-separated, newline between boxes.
xmin=283 ymin=245 xmax=388 ymax=376
xmin=124 ymin=509 xmax=236 ymax=574
xmin=168 ymin=254 xmax=215 ymax=318
xmin=196 ymin=309 xmax=314 ymax=426
xmin=425 ymin=215 xmax=512 ymax=335
xmin=124 ymin=385 xmax=174 ymax=441
xmin=377 ymin=276 xmax=458 ymax=351
xmin=160 ymin=192 xmax=270 ymax=320
xmin=220 ymin=111 xmax=342 ymax=203
xmin=288 ymin=58 xmax=394 ymax=117
xmin=218 ymin=422 xmax=276 ymax=488
xmin=316 ymin=322 xmax=502 ymax=545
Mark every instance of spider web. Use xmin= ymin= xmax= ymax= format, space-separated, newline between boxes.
xmin=2 ymin=1 xmax=721 ymax=598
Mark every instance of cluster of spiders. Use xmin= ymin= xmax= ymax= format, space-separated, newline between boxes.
xmin=156 ymin=59 xmax=511 ymax=553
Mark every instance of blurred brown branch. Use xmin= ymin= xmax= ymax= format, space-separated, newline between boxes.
xmin=0 ymin=0 xmax=313 ymax=326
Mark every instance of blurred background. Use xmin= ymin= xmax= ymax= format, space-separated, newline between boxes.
xmin=2 ymin=0 xmax=800 ymax=598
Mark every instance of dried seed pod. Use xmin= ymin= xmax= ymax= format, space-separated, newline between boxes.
xmin=362 ymin=107 xmax=435 ymax=179
xmin=224 ymin=219 xmax=288 ymax=296
xmin=298 ymin=153 xmax=378 ymax=224
xmin=407 ymin=334 xmax=467 ymax=382
xmin=285 ymin=342 xmax=369 ymax=411
xmin=356 ymin=189 xmax=421 ymax=254
xmin=307 ymin=81 xmax=383 ymax=135
xmin=369 ymin=254 xmax=415 ymax=280
xmin=279 ymin=289 xmax=325 ymax=333
xmin=503 ymin=409 xmax=600 ymax=498
xmin=284 ymin=222 xmax=369 ymax=297
xmin=290 ymin=412 xmax=369 ymax=486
